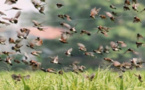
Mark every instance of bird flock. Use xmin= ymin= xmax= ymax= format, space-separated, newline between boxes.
xmin=0 ymin=0 xmax=145 ymax=82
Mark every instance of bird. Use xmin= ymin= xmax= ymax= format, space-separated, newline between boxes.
xmin=3 ymin=11 xmax=21 ymax=24
xmin=31 ymin=51 xmax=42 ymax=56
xmin=90 ymin=7 xmax=101 ymax=19
xmin=77 ymin=43 xmax=87 ymax=51
xmin=50 ymin=56 xmax=61 ymax=64
xmin=56 ymin=3 xmax=64 ymax=8
xmin=65 ymin=48 xmax=73 ymax=56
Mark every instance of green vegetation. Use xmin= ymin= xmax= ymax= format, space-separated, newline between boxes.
xmin=1 ymin=69 xmax=145 ymax=90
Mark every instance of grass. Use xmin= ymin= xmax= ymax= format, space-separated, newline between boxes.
xmin=0 ymin=69 xmax=145 ymax=90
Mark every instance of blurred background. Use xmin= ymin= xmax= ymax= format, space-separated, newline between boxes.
xmin=0 ymin=0 xmax=145 ymax=70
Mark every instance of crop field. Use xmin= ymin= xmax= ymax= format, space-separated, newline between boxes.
xmin=0 ymin=69 xmax=145 ymax=90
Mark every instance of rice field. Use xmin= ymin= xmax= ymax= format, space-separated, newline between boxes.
xmin=0 ymin=69 xmax=145 ymax=90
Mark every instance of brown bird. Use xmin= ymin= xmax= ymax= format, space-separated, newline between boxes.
xmin=80 ymin=30 xmax=91 ymax=36
xmin=117 ymin=41 xmax=127 ymax=47
xmin=50 ymin=56 xmax=61 ymax=64
xmin=133 ymin=16 xmax=141 ymax=23
xmin=103 ymin=46 xmax=110 ymax=53
xmin=84 ymin=73 xmax=95 ymax=81
xmin=0 ymin=11 xmax=6 ymax=16
xmin=20 ymin=28 xmax=30 ymax=37
xmin=3 ymin=11 xmax=21 ymax=24
xmin=84 ymin=52 xmax=95 ymax=57
xmin=0 ymin=36 xmax=6 ymax=45
xmin=70 ymin=27 xmax=77 ymax=33
xmin=90 ymin=7 xmax=101 ymax=19
xmin=5 ymin=0 xmax=18 ymax=5
xmin=32 ymin=20 xmax=42 ymax=27
xmin=135 ymin=42 xmax=145 ymax=48
xmin=11 ymin=74 xmax=21 ymax=81
xmin=105 ymin=12 xmax=115 ymax=21
xmin=59 ymin=32 xmax=69 ymax=43
xmin=60 ymin=22 xmax=71 ymax=29
xmin=110 ymin=41 xmax=121 ymax=51
xmin=124 ymin=48 xmax=139 ymax=55
xmin=41 ymin=68 xmax=56 ymax=73
xmin=99 ymin=15 xmax=107 ymax=19
xmin=137 ymin=33 xmax=143 ymax=40
xmin=110 ymin=5 xmax=116 ymax=9
xmin=33 ymin=37 xmax=43 ymax=46
xmin=93 ymin=45 xmax=103 ymax=54
xmin=56 ymin=3 xmax=63 ymax=8
xmin=58 ymin=14 xmax=65 ymax=19
xmin=112 ymin=61 xmax=121 ymax=68
xmin=9 ymin=38 xmax=22 ymax=44
xmin=65 ymin=48 xmax=73 ymax=56
xmin=0 ymin=51 xmax=15 ymax=56
xmin=64 ymin=14 xmax=72 ymax=21
xmin=77 ymin=43 xmax=87 ymax=51
xmin=134 ymin=74 xmax=143 ymax=82
xmin=39 ymin=6 xmax=45 ymax=14
xmin=12 ymin=44 xmax=23 ymax=53
xmin=31 ymin=51 xmax=42 ymax=56
xmin=0 ymin=20 xmax=10 ymax=26
xmin=123 ymin=5 xmax=130 ymax=11
xmin=26 ymin=42 xmax=36 ymax=49
xmin=6 ymin=7 xmax=22 ymax=11
xmin=124 ymin=0 xmax=130 ymax=5
xmin=132 ymin=4 xmax=138 ymax=12
xmin=14 ymin=60 xmax=21 ymax=64
xmin=104 ymin=58 xmax=114 ymax=62
xmin=5 ymin=57 xmax=13 ymax=66
xmin=30 ymin=60 xmax=41 ymax=70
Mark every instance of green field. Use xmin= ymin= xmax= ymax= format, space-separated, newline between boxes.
xmin=0 ymin=69 xmax=145 ymax=90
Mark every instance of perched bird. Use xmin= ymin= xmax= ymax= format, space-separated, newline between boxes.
xmin=90 ymin=7 xmax=101 ymax=19
xmin=3 ymin=11 xmax=21 ymax=24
